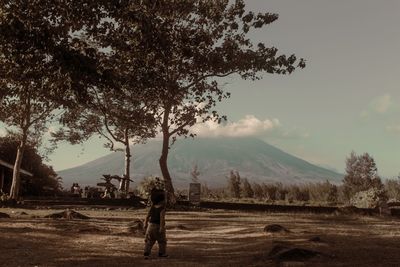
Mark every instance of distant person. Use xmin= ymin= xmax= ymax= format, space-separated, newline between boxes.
xmin=143 ymin=189 xmax=168 ymax=259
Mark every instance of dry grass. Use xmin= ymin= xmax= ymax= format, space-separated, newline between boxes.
xmin=0 ymin=207 xmax=400 ymax=266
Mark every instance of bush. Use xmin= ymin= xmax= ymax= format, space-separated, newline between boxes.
xmin=308 ymin=180 xmax=338 ymax=204
xmin=137 ymin=176 xmax=165 ymax=199
xmin=350 ymin=187 xmax=387 ymax=209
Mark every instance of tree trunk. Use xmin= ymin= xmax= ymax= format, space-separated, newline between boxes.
xmin=10 ymin=137 xmax=27 ymax=201
xmin=123 ymin=138 xmax=131 ymax=195
xmin=159 ymin=109 xmax=176 ymax=206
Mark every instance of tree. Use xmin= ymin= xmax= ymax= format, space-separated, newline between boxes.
xmin=342 ymin=151 xmax=384 ymax=201
xmin=241 ymin=178 xmax=254 ymax=198
xmin=0 ymin=72 xmax=60 ymax=200
xmin=111 ymin=0 xmax=305 ymax=204
xmin=0 ymin=1 xmax=117 ymax=199
xmin=385 ymin=177 xmax=400 ymax=201
xmin=252 ymin=182 xmax=264 ymax=200
xmin=228 ymin=170 xmax=241 ymax=198
xmin=53 ymin=86 xmax=157 ymax=194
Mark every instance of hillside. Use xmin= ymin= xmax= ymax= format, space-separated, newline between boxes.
xmin=58 ymin=137 xmax=342 ymax=188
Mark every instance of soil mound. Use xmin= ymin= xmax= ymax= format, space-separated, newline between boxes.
xmin=128 ymin=219 xmax=144 ymax=235
xmin=264 ymin=224 xmax=290 ymax=233
xmin=44 ymin=210 xmax=90 ymax=220
xmin=268 ymin=245 xmax=322 ymax=261
xmin=0 ymin=212 xmax=10 ymax=218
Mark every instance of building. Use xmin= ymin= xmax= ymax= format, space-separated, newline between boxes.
xmin=0 ymin=159 xmax=33 ymax=194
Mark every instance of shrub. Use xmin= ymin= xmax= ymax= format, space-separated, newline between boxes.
xmin=137 ymin=176 xmax=165 ymax=198
xmin=350 ymin=187 xmax=387 ymax=209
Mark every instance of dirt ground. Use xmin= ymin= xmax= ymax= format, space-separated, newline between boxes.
xmin=1 ymin=207 xmax=400 ymax=267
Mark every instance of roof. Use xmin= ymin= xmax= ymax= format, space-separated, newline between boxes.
xmin=0 ymin=159 xmax=33 ymax=177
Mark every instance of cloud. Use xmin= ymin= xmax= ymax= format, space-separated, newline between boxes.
xmin=371 ymin=93 xmax=392 ymax=114
xmin=191 ymin=115 xmax=309 ymax=140
xmin=386 ymin=125 xmax=400 ymax=134
xmin=192 ymin=115 xmax=280 ymax=138
xmin=360 ymin=94 xmax=393 ymax=118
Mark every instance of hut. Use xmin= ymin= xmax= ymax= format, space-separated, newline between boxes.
xmin=0 ymin=159 xmax=33 ymax=194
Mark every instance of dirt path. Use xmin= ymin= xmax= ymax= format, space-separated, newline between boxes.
xmin=1 ymin=208 xmax=400 ymax=266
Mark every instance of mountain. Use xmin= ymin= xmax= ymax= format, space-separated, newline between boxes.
xmin=58 ymin=137 xmax=343 ymax=188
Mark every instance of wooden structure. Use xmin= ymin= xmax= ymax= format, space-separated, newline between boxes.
xmin=0 ymin=159 xmax=33 ymax=193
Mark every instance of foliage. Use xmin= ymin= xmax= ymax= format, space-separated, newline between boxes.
xmin=137 ymin=176 xmax=165 ymax=199
xmin=252 ymin=182 xmax=264 ymax=200
xmin=385 ymin=178 xmax=400 ymax=201
xmin=286 ymin=185 xmax=309 ymax=203
xmin=0 ymin=0 xmax=111 ymax=199
xmin=350 ymin=187 xmax=387 ymax=209
xmin=308 ymin=180 xmax=338 ymax=204
xmin=1 ymin=1 xmax=305 ymax=203
xmin=342 ymin=152 xmax=384 ymax=202
xmin=228 ymin=170 xmax=241 ymax=198
xmin=106 ymin=0 xmax=305 ymax=203
xmin=241 ymin=178 xmax=254 ymax=198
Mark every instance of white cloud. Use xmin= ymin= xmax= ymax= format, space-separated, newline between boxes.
xmin=191 ymin=115 xmax=281 ymax=138
xmin=371 ymin=93 xmax=392 ymax=114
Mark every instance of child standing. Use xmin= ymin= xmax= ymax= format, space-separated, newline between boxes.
xmin=143 ymin=189 xmax=168 ymax=259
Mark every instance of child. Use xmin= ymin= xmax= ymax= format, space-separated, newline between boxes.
xmin=143 ymin=189 xmax=168 ymax=259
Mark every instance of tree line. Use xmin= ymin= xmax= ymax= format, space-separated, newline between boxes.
xmin=204 ymin=152 xmax=399 ymax=207
xmin=0 ymin=0 xmax=304 ymax=203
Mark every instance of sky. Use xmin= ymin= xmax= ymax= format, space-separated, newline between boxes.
xmin=16 ymin=0 xmax=400 ymax=178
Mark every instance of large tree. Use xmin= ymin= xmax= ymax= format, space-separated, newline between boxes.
xmin=107 ymin=0 xmax=305 ymax=204
xmin=0 ymin=0 xmax=117 ymax=199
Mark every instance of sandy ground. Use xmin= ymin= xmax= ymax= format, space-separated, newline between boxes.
xmin=1 ymin=207 xmax=400 ymax=267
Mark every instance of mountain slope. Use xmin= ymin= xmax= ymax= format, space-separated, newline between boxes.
xmin=58 ymin=137 xmax=342 ymax=188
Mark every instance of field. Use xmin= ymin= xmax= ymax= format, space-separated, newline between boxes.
xmin=1 ymin=206 xmax=400 ymax=267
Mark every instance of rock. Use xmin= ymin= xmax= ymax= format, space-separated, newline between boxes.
xmin=44 ymin=210 xmax=90 ymax=220
xmin=0 ymin=212 xmax=10 ymax=218
xmin=268 ymin=245 xmax=322 ymax=261
xmin=264 ymin=224 xmax=290 ymax=233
